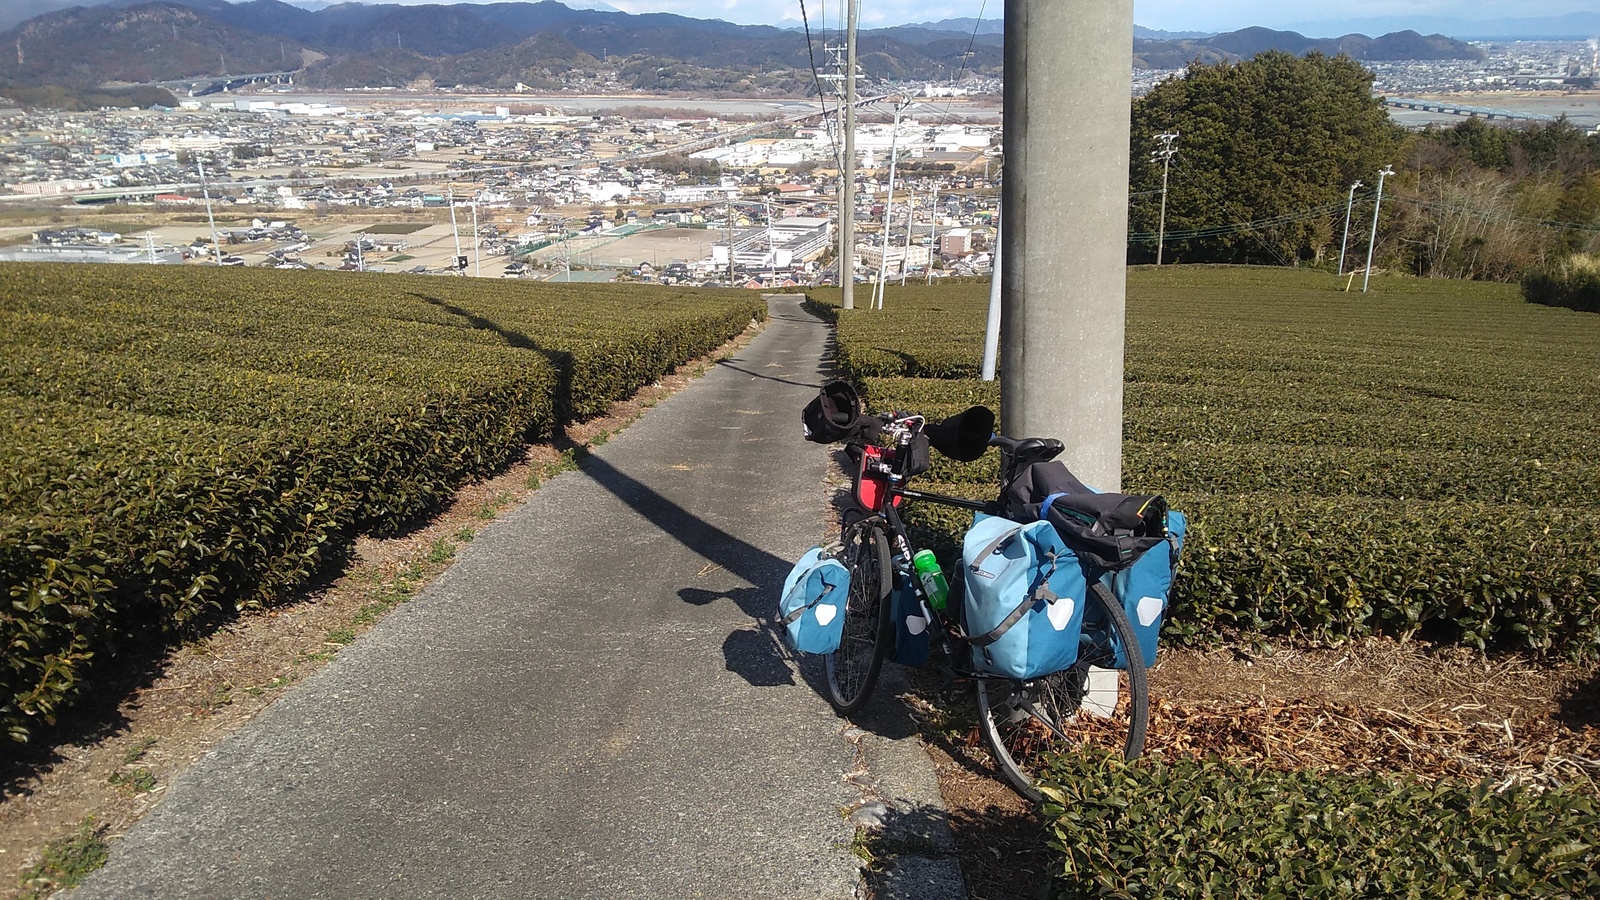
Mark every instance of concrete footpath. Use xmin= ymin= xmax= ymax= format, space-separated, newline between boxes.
xmin=70 ymin=295 xmax=965 ymax=899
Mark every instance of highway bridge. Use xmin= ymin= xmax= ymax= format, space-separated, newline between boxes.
xmin=153 ymin=71 xmax=297 ymax=97
xmin=1382 ymin=97 xmax=1557 ymax=125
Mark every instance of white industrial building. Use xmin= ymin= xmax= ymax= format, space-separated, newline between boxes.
xmin=0 ymin=245 xmax=184 ymax=265
xmin=711 ymin=216 xmax=832 ymax=271
xmin=663 ymin=183 xmax=742 ymax=203
xmin=858 ymin=241 xmax=932 ymax=275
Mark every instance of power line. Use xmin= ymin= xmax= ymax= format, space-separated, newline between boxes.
xmin=1127 ymin=200 xmax=1347 ymax=242
xmin=1386 ymin=194 xmax=1600 ymax=234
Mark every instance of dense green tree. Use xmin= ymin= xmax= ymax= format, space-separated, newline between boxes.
xmin=1505 ymin=119 xmax=1600 ymax=179
xmin=1425 ymin=117 xmax=1511 ymax=171
xmin=1129 ymin=51 xmax=1404 ymax=265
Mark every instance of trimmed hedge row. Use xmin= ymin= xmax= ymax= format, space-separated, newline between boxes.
xmin=1 ymin=263 xmax=764 ymax=743
xmin=1522 ymin=257 xmax=1600 ymax=314
xmin=1038 ymin=752 xmax=1600 ymax=899
xmin=818 ymin=271 xmax=1600 ymax=658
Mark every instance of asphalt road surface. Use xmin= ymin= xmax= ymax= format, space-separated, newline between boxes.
xmin=69 ymin=294 xmax=961 ymax=899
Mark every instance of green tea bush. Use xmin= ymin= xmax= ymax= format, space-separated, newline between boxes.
xmin=817 ymin=270 xmax=1600 ymax=659
xmin=1039 ymin=752 xmax=1600 ymax=899
xmin=0 ymin=263 xmax=763 ymax=742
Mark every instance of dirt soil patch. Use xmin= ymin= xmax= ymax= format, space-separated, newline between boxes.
xmin=0 ymin=323 xmax=761 ymax=899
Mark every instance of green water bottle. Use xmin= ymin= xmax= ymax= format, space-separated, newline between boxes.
xmin=912 ymin=549 xmax=949 ymax=612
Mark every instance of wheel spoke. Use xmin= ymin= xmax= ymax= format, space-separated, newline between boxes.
xmin=824 ymin=521 xmax=891 ymax=714
xmin=976 ymin=584 xmax=1150 ymax=802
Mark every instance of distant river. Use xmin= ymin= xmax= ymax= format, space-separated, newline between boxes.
xmin=263 ymin=88 xmax=1595 ymax=130
xmin=269 ymin=91 xmax=1000 ymax=120
xmin=1384 ymin=93 xmax=1600 ymax=130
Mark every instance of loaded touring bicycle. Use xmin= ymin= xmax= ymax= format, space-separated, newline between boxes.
xmin=780 ymin=381 xmax=1184 ymax=800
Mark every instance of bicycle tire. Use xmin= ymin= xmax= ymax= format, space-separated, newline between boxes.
xmin=824 ymin=520 xmax=893 ymax=714
xmin=975 ymin=581 xmax=1150 ymax=803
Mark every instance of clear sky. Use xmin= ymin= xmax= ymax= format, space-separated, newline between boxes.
xmin=574 ymin=1 xmax=1598 ymax=34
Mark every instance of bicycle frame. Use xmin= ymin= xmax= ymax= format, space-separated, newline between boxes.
xmin=847 ymin=416 xmax=1006 ymax=679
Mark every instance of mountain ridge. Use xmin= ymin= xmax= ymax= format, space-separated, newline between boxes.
xmin=0 ymin=1 xmax=1491 ymax=103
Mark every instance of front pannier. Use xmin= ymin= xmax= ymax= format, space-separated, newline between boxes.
xmin=779 ymin=547 xmax=850 ymax=654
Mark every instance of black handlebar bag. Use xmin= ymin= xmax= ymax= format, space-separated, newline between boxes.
xmin=801 ymin=380 xmax=859 ymax=443
xmin=1000 ymin=461 xmax=1168 ymax=572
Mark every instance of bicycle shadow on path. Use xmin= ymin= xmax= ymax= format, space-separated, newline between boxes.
xmin=574 ymin=451 xmax=831 ymax=699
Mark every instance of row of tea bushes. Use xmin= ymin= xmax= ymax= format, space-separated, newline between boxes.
xmin=814 ymin=270 xmax=1600 ymax=658
xmin=1038 ymin=752 xmax=1599 ymax=899
xmin=1 ymin=263 xmax=764 ymax=742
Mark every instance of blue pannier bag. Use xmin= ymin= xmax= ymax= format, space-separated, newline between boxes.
xmin=1098 ymin=509 xmax=1186 ymax=669
xmin=1000 ymin=461 xmax=1184 ymax=671
xmin=779 ymin=547 xmax=850 ymax=654
xmin=890 ymin=583 xmax=930 ymax=666
xmin=961 ymin=514 xmax=1087 ymax=680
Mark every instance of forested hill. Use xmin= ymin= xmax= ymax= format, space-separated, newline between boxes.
xmin=0 ymin=0 xmax=1477 ymax=99
xmin=1135 ymin=27 xmax=1482 ymax=69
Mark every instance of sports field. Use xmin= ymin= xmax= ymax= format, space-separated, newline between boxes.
xmin=525 ymin=226 xmax=720 ymax=270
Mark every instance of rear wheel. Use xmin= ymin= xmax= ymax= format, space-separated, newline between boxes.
xmin=975 ymin=582 xmax=1149 ymax=802
xmin=825 ymin=519 xmax=892 ymax=714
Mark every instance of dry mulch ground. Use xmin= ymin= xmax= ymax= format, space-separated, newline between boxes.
xmin=919 ymin=641 xmax=1599 ymax=900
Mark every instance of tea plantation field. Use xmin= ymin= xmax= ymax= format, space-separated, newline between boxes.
xmin=1 ymin=263 xmax=764 ymax=743
xmin=811 ymin=267 xmax=1600 ymax=659
xmin=815 ymin=267 xmax=1600 ymax=898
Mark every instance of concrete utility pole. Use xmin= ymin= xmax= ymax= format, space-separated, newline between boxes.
xmin=900 ymin=190 xmax=914 ymax=286
xmin=1001 ymin=0 xmax=1134 ymax=490
xmin=1152 ymin=131 xmax=1178 ymax=265
xmin=198 ymin=157 xmax=222 ymax=267
xmin=448 ymin=186 xmax=465 ymax=276
xmin=1337 ymin=179 xmax=1363 ymax=276
xmin=839 ymin=0 xmax=858 ymax=308
xmin=1362 ymin=165 xmax=1394 ymax=293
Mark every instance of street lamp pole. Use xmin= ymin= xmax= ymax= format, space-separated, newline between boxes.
xmin=1337 ymin=179 xmax=1363 ymax=276
xmin=1362 ymin=165 xmax=1394 ymax=293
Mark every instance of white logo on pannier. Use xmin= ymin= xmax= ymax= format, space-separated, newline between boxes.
xmin=815 ymin=604 xmax=837 ymax=626
xmin=1137 ymin=596 xmax=1164 ymax=627
xmin=905 ymin=614 xmax=927 ymax=635
xmin=1047 ymin=596 xmax=1077 ymax=631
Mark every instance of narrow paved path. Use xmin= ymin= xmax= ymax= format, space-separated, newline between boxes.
xmin=70 ymin=295 xmax=962 ymax=899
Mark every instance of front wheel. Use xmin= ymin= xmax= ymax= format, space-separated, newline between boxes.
xmin=824 ymin=519 xmax=892 ymax=714
xmin=975 ymin=582 xmax=1150 ymax=802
